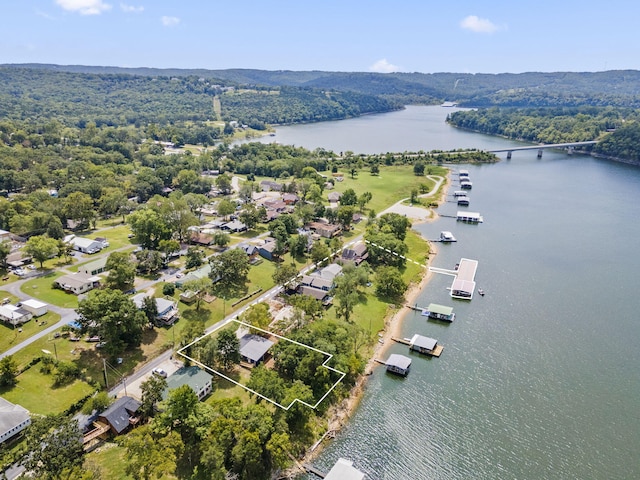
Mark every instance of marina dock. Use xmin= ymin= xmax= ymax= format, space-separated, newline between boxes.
xmin=450 ymin=258 xmax=478 ymax=299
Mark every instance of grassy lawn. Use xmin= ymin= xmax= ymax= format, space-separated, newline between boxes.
xmin=0 ymin=368 xmax=95 ymax=415
xmin=0 ymin=310 xmax=61 ymax=356
xmin=85 ymin=443 xmax=132 ymax=480
xmin=20 ymin=272 xmax=78 ymax=308
xmin=330 ymin=165 xmax=448 ymax=214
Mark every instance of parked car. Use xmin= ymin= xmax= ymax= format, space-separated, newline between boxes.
xmin=152 ymin=367 xmax=168 ymax=378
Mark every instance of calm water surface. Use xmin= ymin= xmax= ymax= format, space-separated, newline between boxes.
xmin=267 ymin=107 xmax=640 ymax=480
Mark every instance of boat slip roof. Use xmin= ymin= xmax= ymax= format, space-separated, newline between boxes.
xmin=410 ymin=334 xmax=437 ymax=351
xmin=451 ymin=258 xmax=478 ymax=298
xmin=427 ymin=303 xmax=454 ymax=315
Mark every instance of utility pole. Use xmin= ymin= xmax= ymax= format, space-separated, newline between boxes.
xmin=102 ymin=358 xmax=109 ymax=389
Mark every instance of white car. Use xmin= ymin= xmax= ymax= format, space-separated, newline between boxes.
xmin=152 ymin=367 xmax=167 ymax=378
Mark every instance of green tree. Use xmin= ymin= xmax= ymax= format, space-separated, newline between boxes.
xmin=209 ymin=248 xmax=250 ymax=296
xmin=158 ymin=239 xmax=181 ymax=260
xmin=0 ymin=240 xmax=11 ymax=269
xmin=121 ymin=425 xmax=184 ymax=480
xmin=81 ymin=391 xmax=112 ymax=415
xmin=216 ymin=199 xmax=235 ymax=220
xmin=46 ymin=216 xmax=65 ymax=240
xmin=333 ymin=264 xmax=369 ymax=323
xmin=375 ymin=265 xmax=407 ymax=300
xmin=310 ymin=241 xmax=331 ymax=266
xmin=246 ymin=366 xmax=286 ymax=404
xmin=239 ymin=203 xmax=260 ymax=230
xmin=63 ymin=191 xmax=95 ymax=230
xmin=140 ymin=374 xmax=168 ymax=418
xmin=378 ymin=212 xmax=412 ymax=241
xmin=77 ymin=288 xmax=147 ymax=357
xmin=216 ymin=328 xmax=241 ymax=370
xmin=364 ymin=231 xmax=408 ymax=267
xmin=105 ymin=251 xmax=136 ymax=291
xmin=215 ymin=173 xmax=232 ymax=195
xmin=99 ymin=187 xmax=128 ymax=219
xmin=141 ymin=295 xmax=158 ymax=324
xmin=185 ymin=246 xmax=205 ymax=269
xmin=413 ymin=161 xmax=426 ymax=176
xmin=340 ymin=188 xmax=358 ymax=206
xmin=135 ymin=249 xmax=165 ymax=274
xmin=182 ymin=277 xmax=213 ymax=312
xmin=23 ymin=415 xmax=85 ymax=480
xmin=336 ymin=205 xmax=355 ymax=229
xmin=212 ymin=231 xmax=230 ymax=248
xmin=24 ymin=235 xmax=59 ymax=268
xmin=241 ymin=302 xmax=272 ymax=333
xmin=272 ymin=263 xmax=299 ymax=287
xmin=127 ymin=208 xmax=170 ymax=250
xmin=0 ymin=356 xmax=18 ymax=387
xmin=290 ymin=234 xmax=309 ymax=258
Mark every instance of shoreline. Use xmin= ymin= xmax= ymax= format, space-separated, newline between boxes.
xmin=294 ymin=172 xmax=450 ymax=474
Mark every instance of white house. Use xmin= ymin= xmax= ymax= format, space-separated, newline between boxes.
xmin=0 ymin=398 xmax=30 ymax=444
xmin=0 ymin=305 xmax=33 ymax=326
xmin=54 ymin=272 xmax=101 ymax=295
xmin=64 ymin=235 xmax=104 ymax=254
xmin=19 ymin=299 xmax=48 ymax=317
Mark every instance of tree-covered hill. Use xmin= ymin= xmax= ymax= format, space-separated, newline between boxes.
xmin=7 ymin=64 xmax=640 ymax=108
xmin=0 ymin=67 xmax=400 ymax=128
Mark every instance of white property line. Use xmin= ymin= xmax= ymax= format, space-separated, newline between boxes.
xmin=177 ymin=319 xmax=346 ymax=411
xmin=364 ymin=240 xmax=427 ymax=269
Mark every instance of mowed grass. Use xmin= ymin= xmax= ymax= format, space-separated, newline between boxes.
xmin=0 ymin=310 xmax=61 ymax=355
xmin=21 ymin=272 xmax=78 ymax=308
xmin=330 ymin=165 xmax=447 ymax=213
xmin=0 ymin=368 xmax=94 ymax=415
xmin=85 ymin=444 xmax=132 ymax=480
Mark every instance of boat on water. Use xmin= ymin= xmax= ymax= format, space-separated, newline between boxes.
xmin=478 ymin=289 xmax=485 ymax=296
xmin=440 ymin=231 xmax=457 ymax=242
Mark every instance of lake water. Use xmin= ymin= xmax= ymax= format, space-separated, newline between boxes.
xmin=262 ymin=106 xmax=640 ymax=480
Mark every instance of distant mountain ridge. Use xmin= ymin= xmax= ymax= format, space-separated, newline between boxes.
xmin=5 ymin=63 xmax=640 ymax=107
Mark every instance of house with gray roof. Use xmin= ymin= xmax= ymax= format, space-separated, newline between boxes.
xmin=385 ymin=354 xmax=412 ymax=376
xmin=98 ymin=396 xmax=140 ymax=435
xmin=0 ymin=398 xmax=30 ymax=444
xmin=131 ymin=293 xmax=178 ymax=325
xmin=239 ymin=333 xmax=274 ymax=367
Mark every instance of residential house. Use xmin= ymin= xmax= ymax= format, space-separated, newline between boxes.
xmin=0 ymin=305 xmax=32 ymax=326
xmin=221 ymin=220 xmax=247 ymax=233
xmin=93 ymin=237 xmax=109 ymax=248
xmin=260 ymin=180 xmax=284 ymax=192
xmin=341 ymin=242 xmax=368 ymax=265
xmin=0 ymin=398 xmax=30 ymax=444
xmin=54 ymin=272 xmax=101 ymax=295
xmin=327 ymin=191 xmax=342 ymax=203
xmin=189 ymin=231 xmax=214 ymax=246
xmin=64 ymin=235 xmax=104 ymax=254
xmin=237 ymin=243 xmax=259 ymax=258
xmin=258 ymin=239 xmax=278 ymax=261
xmin=307 ymin=221 xmax=342 ymax=238
xmin=163 ymin=366 xmax=213 ymax=401
xmin=282 ymin=193 xmax=299 ymax=205
xmin=98 ymin=396 xmax=141 ymax=435
xmin=175 ymin=263 xmax=213 ymax=288
xmin=0 ymin=229 xmax=11 ymax=243
xmin=239 ymin=333 xmax=274 ymax=367
xmin=19 ymin=299 xmax=48 ymax=317
xmin=132 ymin=293 xmax=179 ymax=325
xmin=5 ymin=251 xmax=32 ymax=269
xmin=78 ymin=257 xmax=109 ymax=276
xmin=297 ymin=263 xmax=342 ymax=305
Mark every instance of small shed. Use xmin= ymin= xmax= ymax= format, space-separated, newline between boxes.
xmin=386 ymin=354 xmax=412 ymax=376
xmin=78 ymin=257 xmax=108 ymax=276
xmin=19 ymin=299 xmax=48 ymax=317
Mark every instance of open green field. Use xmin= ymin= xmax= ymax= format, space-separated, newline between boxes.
xmin=0 ymin=368 xmax=95 ymax=415
xmin=330 ymin=165 xmax=448 ymax=214
xmin=0 ymin=309 xmax=61 ymax=356
xmin=85 ymin=443 xmax=132 ymax=480
xmin=21 ymin=272 xmax=78 ymax=308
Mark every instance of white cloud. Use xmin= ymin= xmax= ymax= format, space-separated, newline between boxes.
xmin=460 ymin=15 xmax=500 ymax=34
xmin=369 ymin=58 xmax=400 ymax=73
xmin=161 ymin=15 xmax=180 ymax=27
xmin=35 ymin=9 xmax=56 ymax=20
xmin=120 ymin=3 xmax=144 ymax=13
xmin=55 ymin=0 xmax=112 ymax=15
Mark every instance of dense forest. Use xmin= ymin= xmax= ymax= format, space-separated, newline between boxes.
xmin=7 ymin=64 xmax=640 ymax=107
xmin=447 ymin=107 xmax=640 ymax=162
xmin=0 ymin=67 xmax=400 ymax=128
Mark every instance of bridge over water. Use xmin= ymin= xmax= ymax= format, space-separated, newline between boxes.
xmin=488 ymin=141 xmax=598 ymax=159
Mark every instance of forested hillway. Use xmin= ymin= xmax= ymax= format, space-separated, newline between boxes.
xmin=7 ymin=63 xmax=640 ymax=108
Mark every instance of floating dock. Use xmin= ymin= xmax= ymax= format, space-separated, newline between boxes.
xmin=457 ymin=211 xmax=483 ymax=223
xmin=450 ymin=258 xmax=478 ymax=299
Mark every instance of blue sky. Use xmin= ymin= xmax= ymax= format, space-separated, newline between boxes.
xmin=1 ymin=0 xmax=638 ymax=74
